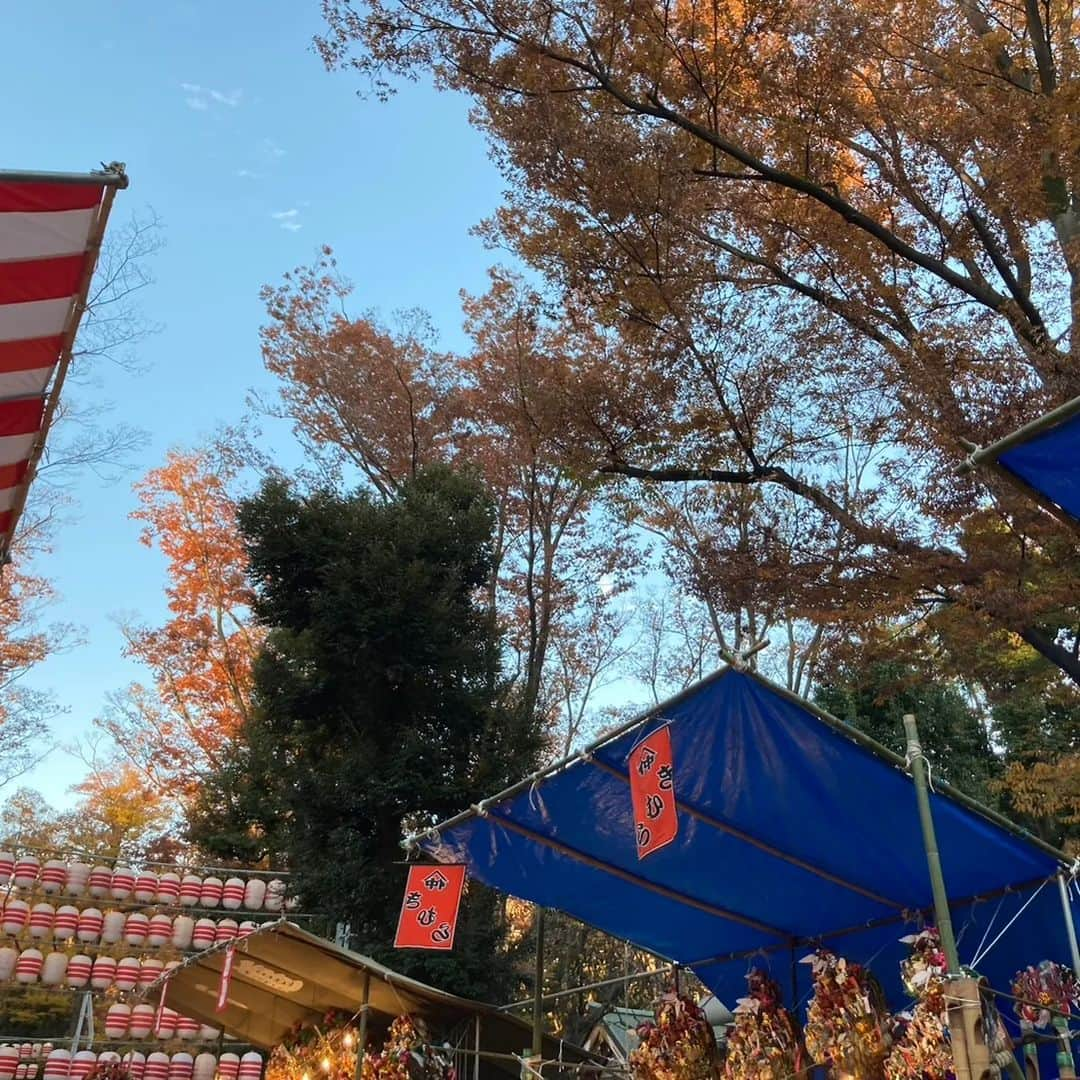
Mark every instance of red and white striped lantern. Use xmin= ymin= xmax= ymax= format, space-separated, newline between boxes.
xmin=101 ymin=910 xmax=126 ymax=946
xmin=198 ymin=878 xmax=222 ymax=908
xmin=196 ymin=1028 xmax=219 ymax=1043
xmin=263 ymin=880 xmax=286 ymax=912
xmin=65 ymin=955 xmax=91 ymax=988
xmin=0 ymin=1047 xmax=19 ymax=1080
xmin=28 ymin=904 xmax=54 ymax=940
xmin=138 ymin=957 xmax=163 ymax=987
xmin=64 ymin=864 xmax=89 ymax=897
xmin=216 ymin=1054 xmax=239 ymax=1080
xmin=75 ymin=909 xmax=102 ymax=944
xmin=87 ymin=866 xmax=112 ymax=899
xmin=14 ymin=949 xmax=42 ymax=984
xmin=167 ymin=1056 xmax=192 ymax=1080
xmin=40 ymin=953 xmax=67 ymax=987
xmin=69 ymin=1055 xmax=95 ymax=1080
xmin=221 ymin=879 xmax=244 ymax=911
xmin=0 ymin=855 xmax=14 ymax=886
xmin=238 ymin=1053 xmax=262 ymax=1080
xmin=170 ymin=916 xmax=193 ymax=950
xmin=128 ymin=1006 xmax=155 ymax=1039
xmin=241 ymin=879 xmax=266 ymax=911
xmin=191 ymin=919 xmax=215 ymax=951
xmin=147 ymin=914 xmax=172 ymax=948
xmin=111 ymin=867 xmax=135 ymax=901
xmin=156 ymin=873 xmax=180 ymax=906
xmin=178 ymin=875 xmax=201 ymax=907
xmin=96 ymin=1056 xmax=120 ymax=1070
xmin=14 ymin=1065 xmax=26 ymax=1080
xmin=39 ymin=862 xmax=66 ymax=896
xmin=90 ymin=955 xmax=116 ymax=990
xmin=216 ymin=1057 xmax=239 ymax=1080
xmin=105 ymin=1005 xmax=131 ymax=1040
xmin=52 ymin=906 xmax=78 ymax=941
xmin=175 ymin=1016 xmax=200 ymax=1042
xmin=12 ymin=857 xmax=39 ymax=891
xmin=2 ymin=900 xmax=28 ymax=936
xmin=134 ymin=873 xmax=158 ymax=904
xmin=154 ymin=1009 xmax=178 ymax=1040
xmin=122 ymin=1053 xmax=145 ymax=1080
xmin=114 ymin=957 xmax=141 ymax=992
xmin=214 ymin=919 xmax=238 ymax=945
xmin=144 ymin=1056 xmax=170 ymax=1080
xmin=0 ymin=947 xmax=16 ymax=980
xmin=42 ymin=1052 xmax=69 ymax=1080
xmin=124 ymin=913 xmax=150 ymax=947
xmin=192 ymin=1055 xmax=216 ymax=1080
xmin=238 ymin=921 xmax=257 ymax=937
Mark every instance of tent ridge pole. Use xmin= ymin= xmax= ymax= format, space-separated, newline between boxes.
xmin=1057 ymin=872 xmax=1080 ymax=981
xmin=904 ymin=714 xmax=960 ymax=972
xmin=957 ymin=393 xmax=1080 ymax=470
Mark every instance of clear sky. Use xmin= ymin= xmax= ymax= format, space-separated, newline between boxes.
xmin=4 ymin=2 xmax=505 ymax=803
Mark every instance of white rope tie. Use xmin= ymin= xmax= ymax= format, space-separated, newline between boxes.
xmin=969 ymin=878 xmax=1050 ymax=968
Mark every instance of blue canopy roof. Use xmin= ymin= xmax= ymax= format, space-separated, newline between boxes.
xmin=973 ymin=395 xmax=1080 ymax=523
xmin=419 ymin=668 xmax=1076 ymax=1010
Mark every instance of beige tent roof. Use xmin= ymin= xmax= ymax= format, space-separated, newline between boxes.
xmin=164 ymin=922 xmax=594 ymax=1076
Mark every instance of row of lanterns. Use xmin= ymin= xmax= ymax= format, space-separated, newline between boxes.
xmin=0 ymin=1048 xmax=263 ymax=1080
xmin=104 ymin=1005 xmax=220 ymax=1042
xmin=0 ymin=907 xmax=261 ymax=949
xmin=0 ymin=949 xmax=180 ymax=989
xmin=0 ymin=860 xmax=289 ymax=912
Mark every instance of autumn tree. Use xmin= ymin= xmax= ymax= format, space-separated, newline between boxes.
xmin=316 ymin=0 xmax=1080 ymax=686
xmin=98 ymin=444 xmax=262 ymax=800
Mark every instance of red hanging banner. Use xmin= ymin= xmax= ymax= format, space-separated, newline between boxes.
xmin=628 ymin=725 xmax=678 ymax=858
xmin=394 ymin=864 xmax=466 ymax=950
xmin=215 ymin=945 xmax=235 ymax=1013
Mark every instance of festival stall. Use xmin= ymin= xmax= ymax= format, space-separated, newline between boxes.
xmin=0 ymin=165 xmax=128 ymax=564
xmin=959 ymin=394 xmax=1080 ymax=526
xmin=399 ymin=664 xmax=1080 ymax=1080
xmin=158 ymin=921 xmax=596 ymax=1080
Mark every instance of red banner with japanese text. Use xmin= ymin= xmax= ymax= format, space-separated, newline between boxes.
xmin=394 ymin=864 xmax=466 ymax=950
xmin=628 ymin=725 xmax=678 ymax=858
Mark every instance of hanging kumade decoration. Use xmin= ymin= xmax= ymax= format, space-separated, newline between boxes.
xmin=884 ymin=930 xmax=952 ymax=1080
xmin=266 ymin=1010 xmax=361 ymax=1080
xmin=628 ymin=725 xmax=678 ymax=859
xmin=394 ymin=865 xmax=466 ymax=950
xmin=361 ymin=1015 xmax=455 ymax=1080
xmin=723 ymin=969 xmax=806 ymax=1080
xmin=629 ymin=990 xmax=719 ymax=1080
xmin=1012 ymin=961 xmax=1080 ymax=1078
xmin=803 ymin=949 xmax=890 ymax=1080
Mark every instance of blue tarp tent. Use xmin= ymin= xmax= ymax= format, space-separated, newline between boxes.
xmin=415 ymin=668 xmax=1078 ymax=1015
xmin=965 ymin=395 xmax=1080 ymax=524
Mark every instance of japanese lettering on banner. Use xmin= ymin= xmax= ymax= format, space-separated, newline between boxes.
xmin=215 ymin=945 xmax=235 ymax=1013
xmin=394 ymin=864 xmax=467 ymax=950
xmin=628 ymin=725 xmax=678 ymax=858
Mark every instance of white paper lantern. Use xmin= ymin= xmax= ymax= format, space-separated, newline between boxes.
xmin=65 ymin=863 xmax=90 ymax=897
xmin=69 ymin=1053 xmax=96 ymax=1080
xmin=242 ymin=879 xmax=266 ymax=911
xmin=129 ymin=1006 xmax=156 ymax=1039
xmin=221 ymin=879 xmax=244 ymax=911
xmin=168 ymin=1055 xmax=193 ymax=1080
xmin=139 ymin=957 xmax=164 ymax=988
xmin=154 ymin=1009 xmax=178 ymax=1040
xmin=175 ymin=1016 xmax=200 ymax=1042
xmin=0 ymin=948 xmax=15 ymax=981
xmin=87 ymin=866 xmax=112 ymax=899
xmin=2 ymin=901 xmax=28 ymax=937
xmin=101 ymin=910 xmax=126 ymax=946
xmin=0 ymin=1047 xmax=18 ymax=1080
xmin=214 ymin=919 xmax=238 ymax=944
xmin=193 ymin=1055 xmax=216 ymax=1080
xmin=199 ymin=878 xmax=222 ymax=909
xmin=114 ymin=957 xmax=141 ymax=992
xmin=27 ymin=905 xmax=53 ymax=941
xmin=111 ymin=867 xmax=135 ymax=901
xmin=170 ymin=915 xmax=193 ymax=950
xmin=12 ymin=857 xmax=39 ymax=891
xmin=0 ymin=855 xmax=14 ymax=886
xmin=40 ymin=953 xmax=67 ymax=987
xmin=147 ymin=914 xmax=172 ymax=948
xmin=216 ymin=1056 xmax=239 ymax=1080
xmin=124 ymin=913 xmax=150 ymax=947
xmin=14 ymin=949 xmax=41 ymax=984
xmin=75 ymin=908 xmax=102 ymax=944
xmin=238 ymin=1053 xmax=262 ymax=1080
xmin=263 ymin=880 xmax=286 ymax=912
xmin=134 ymin=872 xmax=158 ymax=904
xmin=105 ymin=1005 xmax=131 ymax=1040
xmin=65 ymin=955 xmax=91 ymax=988
xmin=191 ymin=919 xmax=215 ymax=950
xmin=52 ymin=906 xmax=78 ymax=941
xmin=157 ymin=873 xmax=181 ymax=905
xmin=42 ymin=1051 xmax=69 ymax=1080
xmin=90 ymin=956 xmax=116 ymax=989
xmin=179 ymin=875 xmax=201 ymax=907
xmin=39 ymin=862 xmax=66 ymax=896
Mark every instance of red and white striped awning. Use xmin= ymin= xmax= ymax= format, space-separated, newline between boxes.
xmin=0 ymin=166 xmax=127 ymax=562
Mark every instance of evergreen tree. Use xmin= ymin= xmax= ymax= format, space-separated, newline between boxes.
xmin=190 ymin=466 xmax=544 ymax=999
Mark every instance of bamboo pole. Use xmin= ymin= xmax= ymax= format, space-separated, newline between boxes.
xmin=902 ymin=714 xmax=960 ymax=972
xmin=0 ymin=166 xmax=129 ymax=188
xmin=353 ymin=972 xmax=371 ymax=1080
xmin=531 ymin=908 xmax=546 ymax=1059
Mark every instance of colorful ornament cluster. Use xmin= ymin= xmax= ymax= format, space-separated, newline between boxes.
xmin=722 ymin=970 xmax=805 ymax=1080
xmin=884 ymin=930 xmax=952 ymax=1080
xmin=629 ymin=991 xmax=719 ymax=1080
xmin=1012 ymin=961 xmax=1079 ymax=1031
xmin=0 ymin=1046 xmax=261 ymax=1080
xmin=803 ymin=950 xmax=890 ymax=1080
xmin=361 ymin=1016 xmax=453 ymax=1080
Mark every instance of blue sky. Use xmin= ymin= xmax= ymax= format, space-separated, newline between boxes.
xmin=4 ymin=3 xmax=505 ymax=803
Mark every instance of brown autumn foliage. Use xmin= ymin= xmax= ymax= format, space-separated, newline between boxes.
xmin=261 ymin=257 xmax=630 ymax=735
xmin=98 ymin=446 xmax=263 ymax=800
xmin=315 ymin=0 xmax=1080 ymax=690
